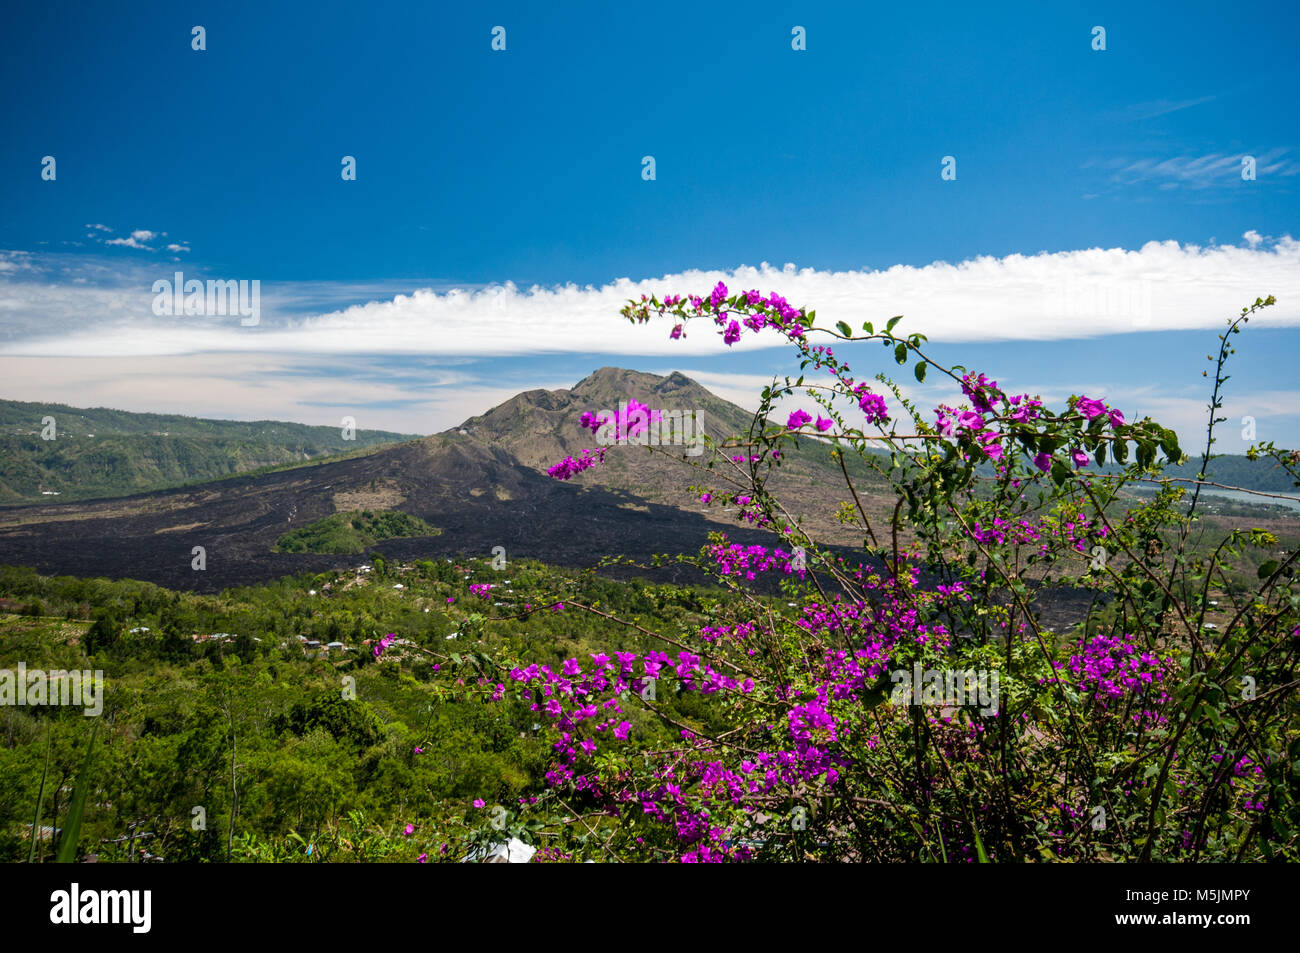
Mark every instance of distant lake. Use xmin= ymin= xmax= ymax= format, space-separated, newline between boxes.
xmin=1192 ymin=487 xmax=1300 ymax=513
xmin=1130 ymin=486 xmax=1300 ymax=514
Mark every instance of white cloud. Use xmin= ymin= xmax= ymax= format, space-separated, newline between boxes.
xmin=104 ymin=229 xmax=160 ymax=250
xmin=2 ymin=234 xmax=1298 ymax=359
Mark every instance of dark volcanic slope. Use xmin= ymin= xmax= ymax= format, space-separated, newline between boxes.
xmin=0 ymin=427 xmax=784 ymax=592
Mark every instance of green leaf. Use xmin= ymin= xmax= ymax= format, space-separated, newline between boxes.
xmin=56 ymin=721 xmax=99 ymax=863
xmin=887 ymin=315 xmax=903 ymax=333
xmin=1096 ymin=442 xmax=1107 ymax=466
xmin=1258 ymin=559 xmax=1279 ymax=579
xmin=862 ymin=321 xmax=874 ymax=334
xmin=835 ymin=320 xmax=852 ymax=338
xmin=894 ymin=343 xmax=908 ymax=365
xmin=914 ymin=362 xmax=927 ymax=382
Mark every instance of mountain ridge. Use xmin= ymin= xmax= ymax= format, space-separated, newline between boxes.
xmin=0 ymin=370 xmax=816 ymax=591
xmin=0 ymin=397 xmax=419 ymax=504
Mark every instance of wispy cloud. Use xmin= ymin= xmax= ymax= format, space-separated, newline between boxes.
xmin=0 ymin=353 xmax=573 ymax=435
xmin=1102 ymin=149 xmax=1297 ymax=189
xmin=1116 ymin=95 xmax=1218 ymax=121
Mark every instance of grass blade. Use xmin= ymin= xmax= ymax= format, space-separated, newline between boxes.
xmin=972 ymin=822 xmax=991 ymax=863
xmin=55 ymin=721 xmax=99 ymax=864
xmin=27 ymin=725 xmax=52 ymax=864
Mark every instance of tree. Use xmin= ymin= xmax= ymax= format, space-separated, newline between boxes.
xmin=84 ymin=610 xmax=122 ymax=655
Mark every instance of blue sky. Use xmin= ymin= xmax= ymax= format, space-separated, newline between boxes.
xmin=1 ymin=0 xmax=1298 ymax=450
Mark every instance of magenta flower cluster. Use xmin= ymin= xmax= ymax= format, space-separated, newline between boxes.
xmin=580 ymin=399 xmax=662 ymax=443
xmin=708 ymin=540 xmax=808 ymax=581
xmin=547 ymin=447 xmax=608 ymax=480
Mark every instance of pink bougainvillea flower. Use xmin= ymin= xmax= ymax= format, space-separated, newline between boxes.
xmin=547 ymin=447 xmax=608 ymax=480
xmin=1072 ymin=449 xmax=1091 ymax=467
xmin=418 ymin=853 xmax=428 ymax=863
xmin=815 ymin=415 xmax=833 ymax=432
xmin=855 ymin=388 xmax=889 ymax=425
xmin=787 ymin=409 xmax=812 ymax=430
xmin=472 ymin=798 xmax=486 ymax=808
xmin=977 ymin=432 xmax=1003 ymax=461
xmin=1108 ymin=408 xmax=1126 ymax=428
xmin=961 ymin=373 xmax=1000 ymax=413
xmin=404 ymin=824 xmax=415 ymax=836
xmin=1076 ymin=397 xmax=1107 ymax=420
xmin=1034 ymin=452 xmax=1052 ymax=472
xmin=935 ymin=409 xmax=955 ymax=437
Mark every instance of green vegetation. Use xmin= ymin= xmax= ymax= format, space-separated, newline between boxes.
xmin=274 ymin=510 xmax=440 ymax=554
xmin=0 ymin=557 xmax=724 ymax=862
xmin=0 ymin=398 xmax=418 ymax=504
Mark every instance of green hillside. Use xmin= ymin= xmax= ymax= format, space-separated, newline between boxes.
xmin=1158 ymin=454 xmax=1300 ymax=492
xmin=0 ymin=398 xmax=420 ymax=504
